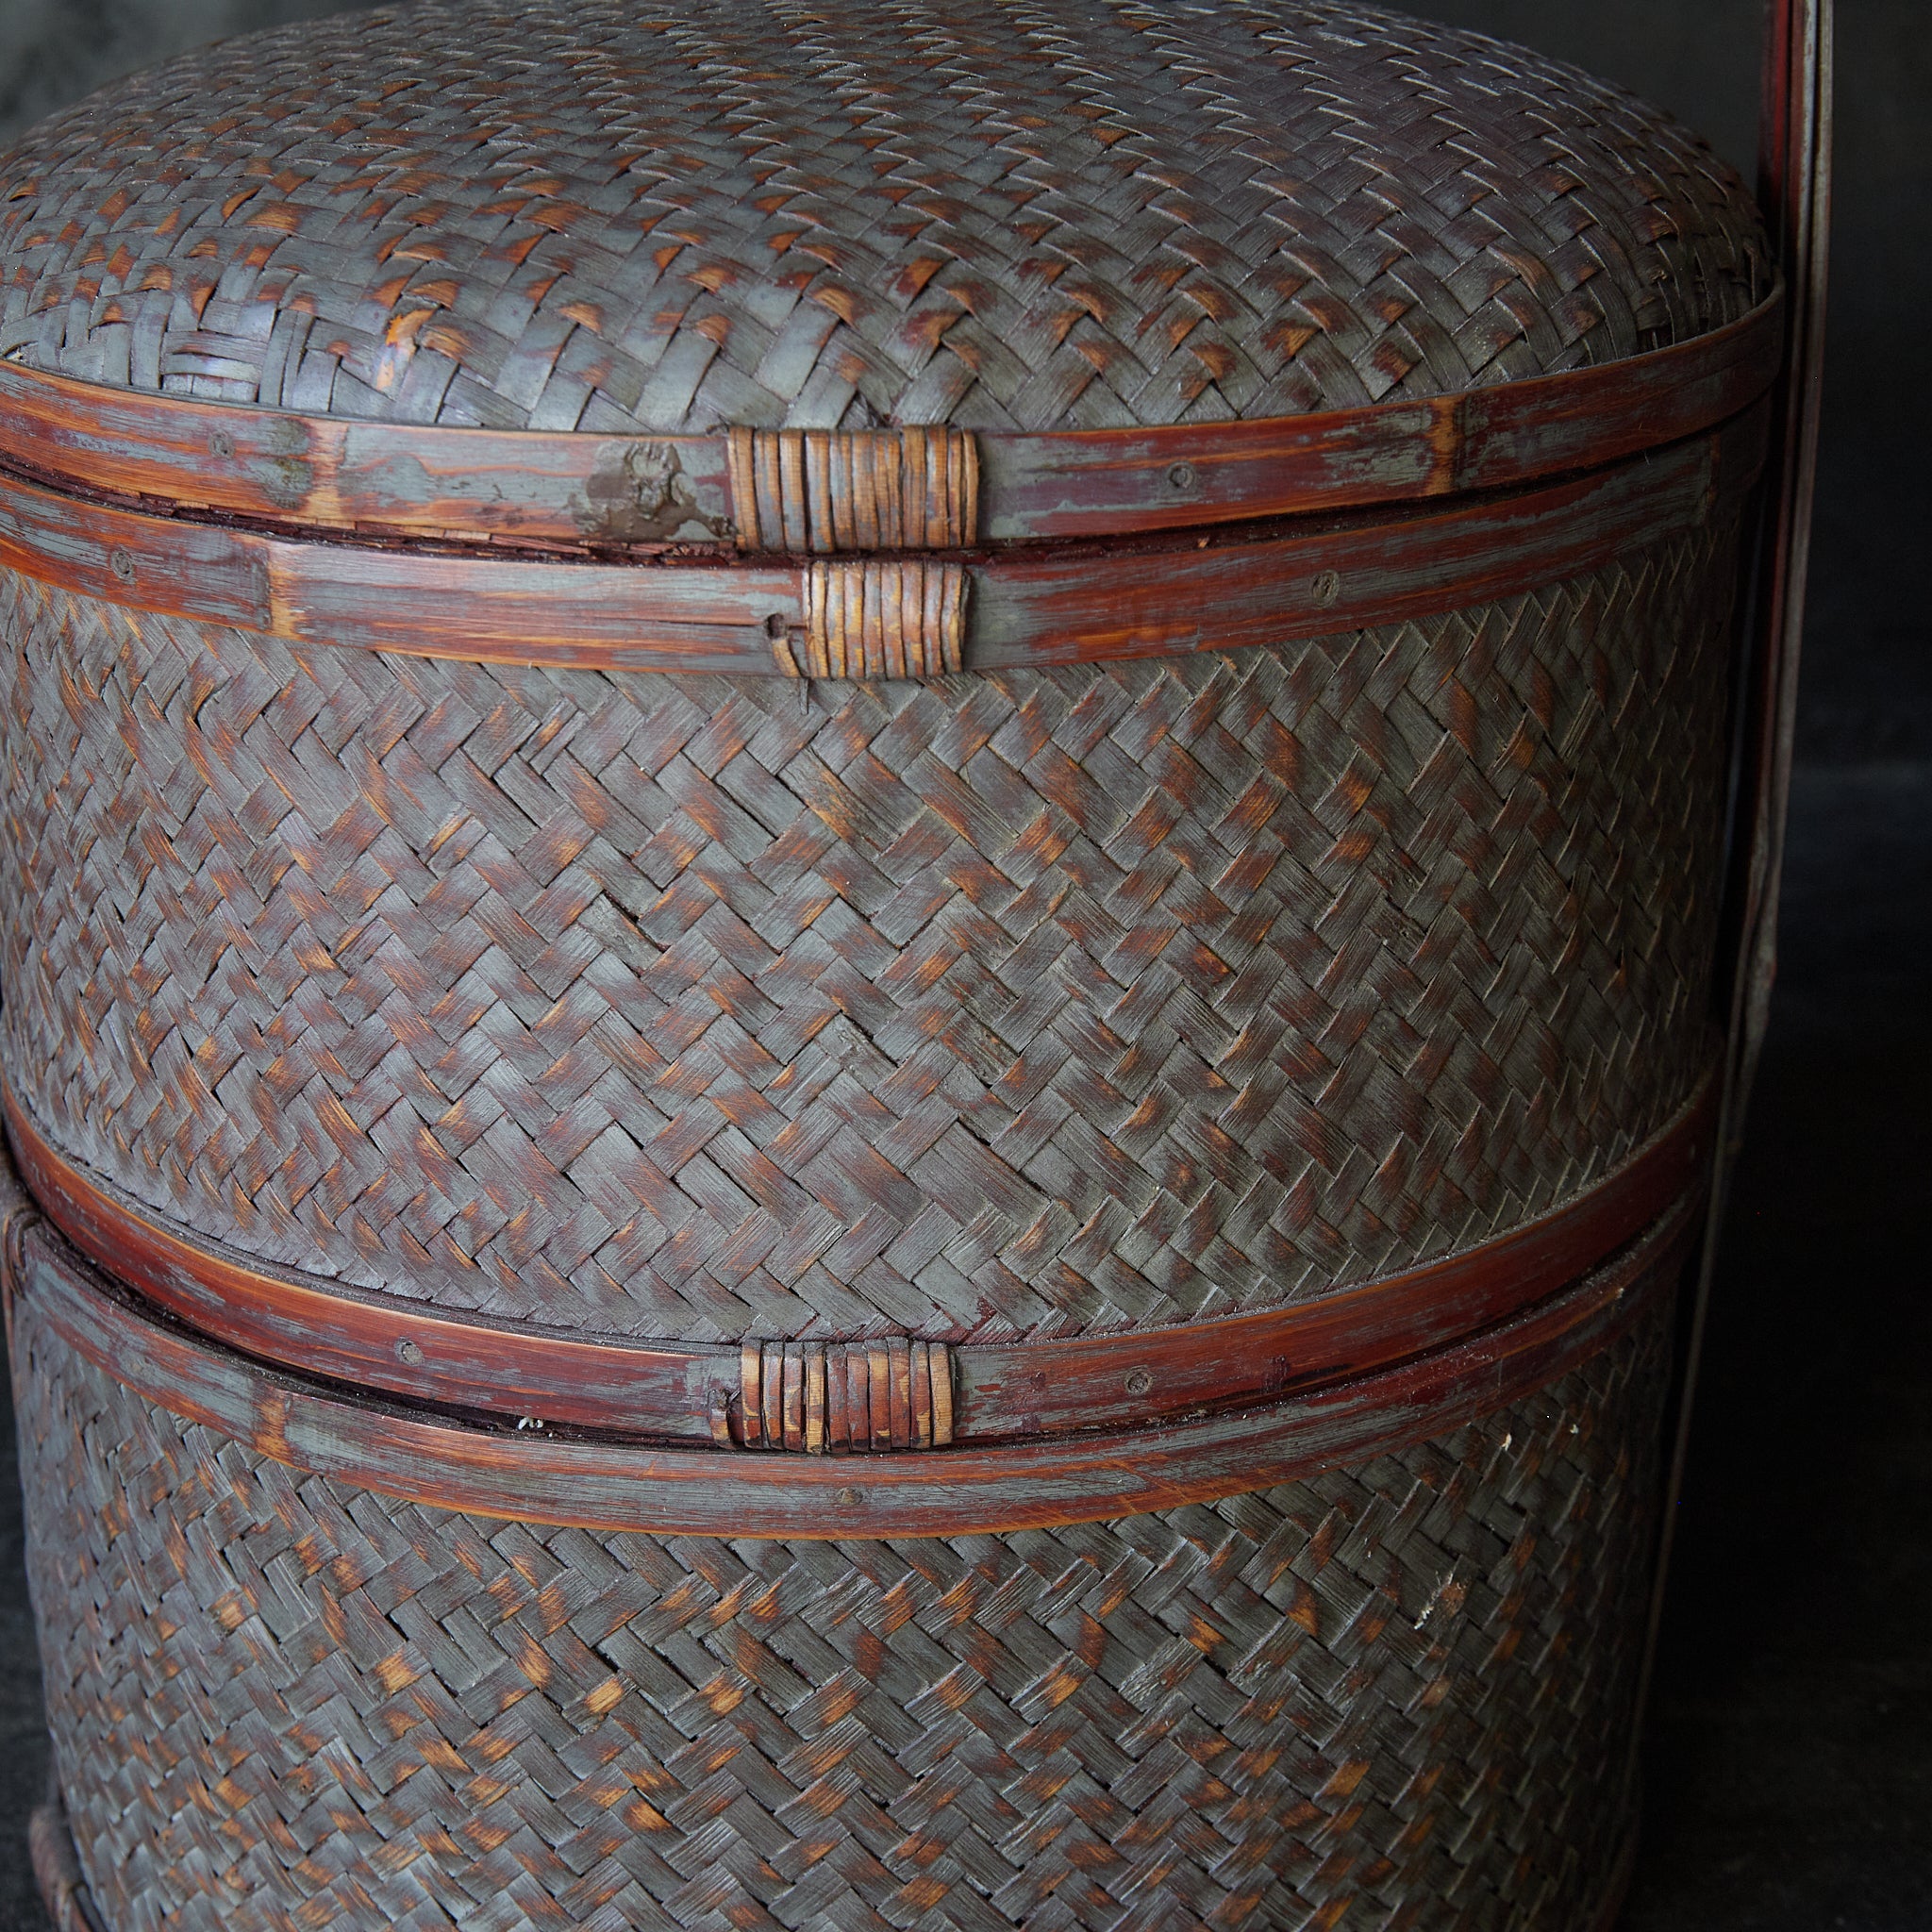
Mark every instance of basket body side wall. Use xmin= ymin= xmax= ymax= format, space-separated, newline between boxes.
xmin=11 ymin=1245 xmax=1674 ymax=1932
xmin=0 ymin=523 xmax=1737 ymax=1346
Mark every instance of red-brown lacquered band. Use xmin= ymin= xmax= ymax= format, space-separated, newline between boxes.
xmin=4 ymin=1071 xmax=1715 ymax=1451
xmin=0 ymin=289 xmax=1781 ymax=550
xmin=3 ymin=1189 xmax=1698 ymax=1538
xmin=0 ymin=404 xmax=1766 ymax=675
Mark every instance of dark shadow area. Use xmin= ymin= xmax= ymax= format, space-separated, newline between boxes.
xmin=1626 ymin=761 xmax=1932 ymax=1932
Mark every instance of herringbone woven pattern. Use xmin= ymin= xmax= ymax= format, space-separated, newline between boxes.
xmin=0 ymin=525 xmax=1735 ymax=1344
xmin=0 ymin=0 xmax=1766 ymax=432
xmin=14 ymin=1283 xmax=1669 ymax=1932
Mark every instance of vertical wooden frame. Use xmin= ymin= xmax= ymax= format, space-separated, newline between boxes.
xmin=1640 ymin=0 xmax=1834 ymax=1766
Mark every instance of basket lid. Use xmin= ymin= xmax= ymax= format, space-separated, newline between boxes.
xmin=1 ymin=0 xmax=1767 ymax=439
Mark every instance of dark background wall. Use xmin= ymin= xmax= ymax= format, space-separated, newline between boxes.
xmin=0 ymin=4 xmax=1924 ymax=1929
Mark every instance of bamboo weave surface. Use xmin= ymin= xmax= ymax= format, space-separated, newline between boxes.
xmin=0 ymin=9 xmax=1767 ymax=1928
xmin=12 ymin=1257 xmax=1668 ymax=1932
xmin=0 ymin=525 xmax=1735 ymax=1345
xmin=0 ymin=0 xmax=1765 ymax=435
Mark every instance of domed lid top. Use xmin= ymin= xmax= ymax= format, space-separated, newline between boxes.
xmin=0 ymin=0 xmax=1767 ymax=437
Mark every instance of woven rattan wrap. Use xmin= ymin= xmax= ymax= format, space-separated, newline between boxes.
xmin=0 ymin=522 xmax=1735 ymax=1345
xmin=0 ymin=0 xmax=1766 ymax=433
xmin=13 ymin=1272 xmax=1668 ymax=1932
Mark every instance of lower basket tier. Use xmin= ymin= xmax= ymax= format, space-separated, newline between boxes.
xmin=8 ymin=1218 xmax=1676 ymax=1932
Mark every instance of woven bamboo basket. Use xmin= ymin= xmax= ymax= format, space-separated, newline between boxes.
xmin=0 ymin=1 xmax=1828 ymax=1926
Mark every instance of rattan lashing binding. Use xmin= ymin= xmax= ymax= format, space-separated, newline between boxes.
xmin=727 ymin=425 xmax=980 ymax=554
xmin=732 ymin=425 xmax=979 ymax=675
xmin=735 ymin=1335 xmax=956 ymax=1451
xmin=27 ymin=1794 xmax=102 ymax=1932
xmin=779 ymin=558 xmax=970 ymax=678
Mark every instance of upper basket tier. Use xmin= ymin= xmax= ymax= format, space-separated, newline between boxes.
xmin=0 ymin=0 xmax=1779 ymax=1441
